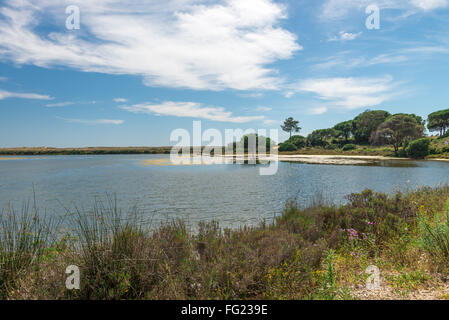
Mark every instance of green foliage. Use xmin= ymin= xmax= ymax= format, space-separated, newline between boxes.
xmin=441 ymin=131 xmax=449 ymax=139
xmin=311 ymin=250 xmax=355 ymax=300
xmin=286 ymin=135 xmax=306 ymax=149
xmin=279 ymin=142 xmax=297 ymax=152
xmin=325 ymin=144 xmax=339 ymax=150
xmin=353 ymin=110 xmax=390 ymax=144
xmin=428 ymin=109 xmax=449 ymax=136
xmin=418 ymin=199 xmax=449 ymax=270
xmin=342 ymin=144 xmax=357 ymax=151
xmin=406 ymin=138 xmax=431 ymax=159
xmin=391 ymin=113 xmax=425 ymax=126
xmin=307 ymin=129 xmax=336 ymax=147
xmin=333 ymin=120 xmax=354 ymax=142
xmin=0 ymin=204 xmax=59 ymax=299
xmin=232 ymin=134 xmax=275 ymax=153
xmin=371 ymin=114 xmax=424 ymax=156
xmin=281 ymin=117 xmax=301 ymax=138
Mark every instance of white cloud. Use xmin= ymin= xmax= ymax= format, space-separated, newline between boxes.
xmin=307 ymin=106 xmax=328 ymax=115
xmin=255 ymin=106 xmax=272 ymax=112
xmin=322 ymin=0 xmax=448 ymax=20
xmin=46 ymin=101 xmax=74 ymax=107
xmin=311 ymin=45 xmax=448 ymax=70
xmin=329 ymin=31 xmax=362 ymax=42
xmin=263 ymin=119 xmax=277 ymax=125
xmin=59 ymin=117 xmax=124 ymax=125
xmin=0 ymin=77 xmax=6 ymax=81
xmin=411 ymin=0 xmax=448 ymax=10
xmin=238 ymin=92 xmax=264 ymax=98
xmin=402 ymin=46 xmax=449 ymax=54
xmin=113 ymin=98 xmax=127 ymax=103
xmin=284 ymin=91 xmax=295 ymax=98
xmin=295 ymin=76 xmax=397 ymax=110
xmin=122 ymin=101 xmax=265 ymax=123
xmin=0 ymin=0 xmax=301 ymax=91
xmin=0 ymin=89 xmax=52 ymax=100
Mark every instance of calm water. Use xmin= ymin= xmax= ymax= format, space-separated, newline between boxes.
xmin=1 ymin=155 xmax=449 ymax=228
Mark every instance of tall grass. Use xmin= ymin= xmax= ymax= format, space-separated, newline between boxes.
xmin=0 ymin=201 xmax=59 ymax=298
xmin=68 ymin=196 xmax=159 ymax=299
xmin=1 ymin=186 xmax=449 ymax=299
xmin=419 ymin=199 xmax=449 ymax=269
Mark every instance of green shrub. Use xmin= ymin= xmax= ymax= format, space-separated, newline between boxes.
xmin=406 ymin=138 xmax=430 ymax=159
xmin=342 ymin=144 xmax=356 ymax=151
xmin=279 ymin=143 xmax=297 ymax=152
xmin=397 ymin=148 xmax=408 ymax=158
xmin=429 ymin=146 xmax=438 ymax=155
xmin=325 ymin=144 xmax=339 ymax=150
xmin=287 ymin=135 xmax=307 ymax=149
xmin=311 ymin=249 xmax=355 ymax=300
xmin=418 ymin=199 xmax=449 ymax=269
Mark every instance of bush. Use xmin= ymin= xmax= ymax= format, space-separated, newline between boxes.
xmin=342 ymin=144 xmax=356 ymax=151
xmin=406 ymin=138 xmax=430 ymax=159
xmin=418 ymin=199 xmax=449 ymax=270
xmin=325 ymin=144 xmax=339 ymax=150
xmin=287 ymin=135 xmax=307 ymax=149
xmin=279 ymin=143 xmax=298 ymax=152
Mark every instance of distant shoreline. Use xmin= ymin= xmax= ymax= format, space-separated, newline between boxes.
xmin=1 ymin=148 xmax=449 ymax=164
xmin=0 ymin=147 xmax=173 ymax=155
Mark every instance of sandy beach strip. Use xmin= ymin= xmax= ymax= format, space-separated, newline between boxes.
xmin=222 ymin=154 xmax=407 ymax=165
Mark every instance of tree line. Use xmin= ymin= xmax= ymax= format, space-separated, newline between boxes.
xmin=280 ymin=108 xmax=449 ymax=157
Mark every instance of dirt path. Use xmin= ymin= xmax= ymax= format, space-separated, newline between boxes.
xmin=352 ymin=274 xmax=449 ymax=300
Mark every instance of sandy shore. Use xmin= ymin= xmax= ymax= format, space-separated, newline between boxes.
xmin=0 ymin=157 xmax=26 ymax=160
xmin=141 ymin=155 xmax=389 ymax=166
xmin=222 ymin=154 xmax=408 ymax=165
xmin=276 ymin=154 xmax=402 ymax=165
xmin=429 ymin=158 xmax=449 ymax=162
xmin=1 ymin=154 xmax=447 ymax=166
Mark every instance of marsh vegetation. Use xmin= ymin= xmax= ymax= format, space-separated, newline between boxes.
xmin=2 ymin=186 xmax=449 ymax=300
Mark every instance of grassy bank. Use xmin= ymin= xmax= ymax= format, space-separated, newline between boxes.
xmin=2 ymin=186 xmax=449 ymax=300
xmin=0 ymin=147 xmax=173 ymax=155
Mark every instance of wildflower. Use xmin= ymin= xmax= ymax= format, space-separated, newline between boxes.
xmin=345 ymin=228 xmax=359 ymax=240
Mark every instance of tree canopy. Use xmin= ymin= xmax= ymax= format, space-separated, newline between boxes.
xmin=281 ymin=117 xmax=301 ymax=138
xmin=234 ymin=133 xmax=274 ymax=152
xmin=353 ymin=110 xmax=391 ymax=144
xmin=427 ymin=109 xmax=449 ymax=136
xmin=307 ymin=128 xmax=336 ymax=147
xmin=333 ymin=120 xmax=354 ymax=142
xmin=370 ymin=114 xmax=424 ymax=155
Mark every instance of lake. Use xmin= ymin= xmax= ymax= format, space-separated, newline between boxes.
xmin=1 ymin=155 xmax=449 ymax=228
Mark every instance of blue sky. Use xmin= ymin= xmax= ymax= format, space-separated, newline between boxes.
xmin=0 ymin=0 xmax=448 ymax=147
